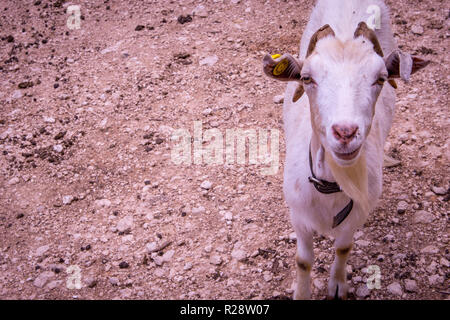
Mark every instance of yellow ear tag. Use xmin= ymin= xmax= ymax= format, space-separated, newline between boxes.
xmin=271 ymin=54 xmax=281 ymax=59
xmin=273 ymin=59 xmax=289 ymax=76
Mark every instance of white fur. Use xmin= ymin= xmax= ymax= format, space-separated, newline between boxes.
xmin=283 ymin=0 xmax=397 ymax=299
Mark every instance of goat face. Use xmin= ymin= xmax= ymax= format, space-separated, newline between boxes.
xmin=301 ymin=35 xmax=387 ymax=166
xmin=263 ymin=22 xmax=430 ymax=167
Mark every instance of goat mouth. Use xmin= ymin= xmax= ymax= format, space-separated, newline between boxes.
xmin=334 ymin=146 xmax=361 ymax=161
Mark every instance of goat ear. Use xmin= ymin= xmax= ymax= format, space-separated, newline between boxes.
xmin=385 ymin=50 xmax=431 ymax=81
xmin=262 ymin=53 xmax=302 ymax=81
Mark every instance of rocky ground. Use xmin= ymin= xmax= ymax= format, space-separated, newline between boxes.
xmin=0 ymin=0 xmax=448 ymax=300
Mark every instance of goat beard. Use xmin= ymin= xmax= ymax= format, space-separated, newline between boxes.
xmin=324 ymin=150 xmax=370 ymax=215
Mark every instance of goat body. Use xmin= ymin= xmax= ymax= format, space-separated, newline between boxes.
xmin=263 ymin=0 xmax=429 ymax=299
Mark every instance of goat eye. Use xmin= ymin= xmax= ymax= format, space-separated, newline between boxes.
xmin=376 ymin=78 xmax=386 ymax=85
xmin=302 ymin=76 xmax=313 ymax=84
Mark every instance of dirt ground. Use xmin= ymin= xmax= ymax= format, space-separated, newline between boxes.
xmin=0 ymin=0 xmax=448 ymax=300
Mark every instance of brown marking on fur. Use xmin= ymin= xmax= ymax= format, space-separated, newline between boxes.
xmin=336 ymin=245 xmax=352 ymax=257
xmin=307 ymin=24 xmax=336 ymax=57
xmin=295 ymin=255 xmax=311 ymax=272
xmin=293 ymin=84 xmax=305 ymax=102
xmin=388 ymin=79 xmax=397 ymax=89
xmin=354 ymin=21 xmax=384 ymax=57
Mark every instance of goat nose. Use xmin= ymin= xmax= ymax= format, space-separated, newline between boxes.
xmin=332 ymin=124 xmax=359 ymax=144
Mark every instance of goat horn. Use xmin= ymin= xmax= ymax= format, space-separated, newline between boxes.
xmin=354 ymin=21 xmax=384 ymax=57
xmin=306 ymin=24 xmax=335 ymax=57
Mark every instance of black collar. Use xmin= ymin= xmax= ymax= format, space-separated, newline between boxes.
xmin=308 ymin=145 xmax=354 ymax=228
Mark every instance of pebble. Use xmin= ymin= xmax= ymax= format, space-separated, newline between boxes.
xmin=47 ymin=280 xmax=62 ymax=290
xmin=210 ymin=255 xmax=222 ymax=265
xmin=200 ymin=180 xmax=212 ymax=190
xmin=8 ymin=177 xmax=20 ymax=185
xmin=193 ymin=4 xmax=208 ymax=18
xmin=109 ymin=277 xmax=119 ymax=286
xmin=412 ymin=210 xmax=435 ymax=224
xmin=431 ymin=186 xmax=447 ymax=195
xmin=404 ymin=279 xmax=417 ymax=292
xmin=396 ymin=201 xmax=408 ymax=214
xmin=313 ymin=278 xmax=325 ymax=290
xmin=33 ymin=271 xmax=54 ymax=288
xmin=43 ymin=116 xmax=55 ymax=123
xmin=411 ymin=24 xmax=424 ymax=35
xmin=199 ymin=55 xmax=218 ymax=67
xmin=183 ymin=262 xmax=193 ymax=271
xmin=11 ymin=90 xmax=23 ymax=99
xmin=117 ymin=216 xmax=133 ymax=233
xmin=428 ymin=275 xmax=444 ymax=286
xmin=53 ymin=144 xmax=63 ymax=153
xmin=420 ymin=245 xmax=439 ymax=254
xmin=356 ymin=284 xmax=370 ymax=298
xmin=35 ymin=245 xmax=50 ymax=257
xmin=62 ymin=195 xmax=74 ymax=205
xmin=95 ymin=199 xmax=111 ymax=208
xmin=273 ymin=95 xmax=284 ymax=104
xmin=387 ymin=282 xmax=403 ymax=296
xmin=224 ymin=211 xmax=233 ymax=221
xmin=231 ymin=248 xmax=247 ymax=261
xmin=162 ymin=249 xmax=175 ymax=263
xmin=191 ymin=206 xmax=206 ymax=215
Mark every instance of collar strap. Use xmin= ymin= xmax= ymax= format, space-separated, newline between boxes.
xmin=308 ymin=144 xmax=353 ymax=228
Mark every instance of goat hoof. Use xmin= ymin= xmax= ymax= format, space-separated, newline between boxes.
xmin=327 ymin=282 xmax=348 ymax=300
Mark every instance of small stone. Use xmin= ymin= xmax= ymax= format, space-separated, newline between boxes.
xmin=202 ymin=108 xmax=212 ymax=116
xmin=413 ymin=211 xmax=435 ymax=224
xmin=200 ymin=180 xmax=212 ymax=190
xmin=11 ymin=90 xmax=23 ymax=99
xmin=8 ymin=177 xmax=20 ymax=185
xmin=355 ymin=240 xmax=370 ymax=247
xmin=387 ymin=282 xmax=403 ymax=296
xmin=411 ymin=24 xmax=424 ymax=35
xmin=135 ymin=25 xmax=145 ymax=31
xmin=146 ymin=242 xmax=158 ymax=253
xmin=288 ymin=232 xmax=297 ymax=241
xmin=191 ymin=206 xmax=206 ymax=215
xmin=420 ymin=245 xmax=439 ymax=254
xmin=162 ymin=250 xmax=175 ymax=262
xmin=53 ymin=144 xmax=63 ymax=153
xmin=431 ymin=186 xmax=447 ymax=195
xmin=224 ymin=211 xmax=233 ymax=221
xmin=210 ymin=255 xmax=222 ymax=265
xmin=119 ymin=261 xmax=129 ymax=269
xmin=85 ymin=277 xmax=97 ymax=288
xmin=95 ymin=199 xmax=111 ymax=208
xmin=263 ymin=272 xmax=272 ymax=282
xmin=428 ymin=275 xmax=444 ymax=286
xmin=109 ymin=277 xmax=119 ymax=286
xmin=193 ymin=4 xmax=208 ymax=18
xmin=62 ymin=195 xmax=74 ymax=205
xmin=199 ymin=55 xmax=218 ymax=67
xmin=273 ymin=95 xmax=284 ymax=104
xmin=35 ymin=245 xmax=50 ymax=257
xmin=313 ymin=278 xmax=325 ymax=290
xmin=47 ymin=280 xmax=62 ymax=290
xmin=356 ymin=285 xmax=370 ymax=298
xmin=396 ymin=201 xmax=408 ymax=214
xmin=117 ymin=216 xmax=133 ymax=233
xmin=404 ymin=279 xmax=417 ymax=292
xmin=183 ymin=262 xmax=193 ymax=271
xmin=43 ymin=116 xmax=55 ymax=123
xmin=33 ymin=271 xmax=54 ymax=288
xmin=231 ymin=248 xmax=247 ymax=261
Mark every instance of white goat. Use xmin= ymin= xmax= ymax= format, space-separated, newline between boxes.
xmin=263 ymin=0 xmax=429 ymax=299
